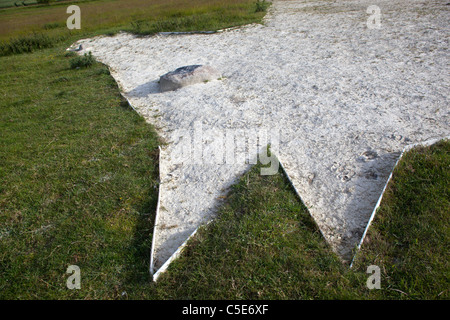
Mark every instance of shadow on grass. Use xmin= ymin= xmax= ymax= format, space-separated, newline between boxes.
xmin=117 ymin=144 xmax=160 ymax=297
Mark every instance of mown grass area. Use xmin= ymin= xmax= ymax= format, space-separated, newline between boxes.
xmin=0 ymin=0 xmax=448 ymax=300
xmin=0 ymin=46 xmax=161 ymax=299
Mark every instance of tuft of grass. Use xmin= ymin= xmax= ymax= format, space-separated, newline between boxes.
xmin=69 ymin=51 xmax=95 ymax=69
xmin=150 ymin=161 xmax=361 ymax=299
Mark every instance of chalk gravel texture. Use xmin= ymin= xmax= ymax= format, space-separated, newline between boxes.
xmin=72 ymin=0 xmax=449 ymax=274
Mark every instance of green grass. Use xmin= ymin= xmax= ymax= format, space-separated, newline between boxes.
xmin=351 ymin=141 xmax=450 ymax=299
xmin=0 ymin=0 xmax=448 ymax=300
xmin=0 ymin=46 xmax=160 ymax=299
xmin=255 ymin=0 xmax=269 ymax=13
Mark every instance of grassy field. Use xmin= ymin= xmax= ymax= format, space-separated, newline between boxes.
xmin=0 ymin=47 xmax=161 ymax=299
xmin=0 ymin=0 xmax=268 ymax=44
xmin=0 ymin=0 xmax=448 ymax=300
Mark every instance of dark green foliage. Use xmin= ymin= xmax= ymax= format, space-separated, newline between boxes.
xmin=0 ymin=33 xmax=55 ymax=56
xmin=69 ymin=52 xmax=95 ymax=69
xmin=255 ymin=0 xmax=269 ymax=13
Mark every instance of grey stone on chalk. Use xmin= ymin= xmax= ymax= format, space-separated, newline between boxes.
xmin=68 ymin=44 xmax=83 ymax=52
xmin=159 ymin=65 xmax=221 ymax=92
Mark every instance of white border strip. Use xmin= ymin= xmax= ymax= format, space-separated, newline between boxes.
xmin=149 ymin=146 xmax=162 ymax=276
xmin=350 ymin=136 xmax=449 ymax=267
xmin=149 ymin=142 xmax=209 ymax=281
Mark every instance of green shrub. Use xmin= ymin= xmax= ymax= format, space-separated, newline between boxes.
xmin=0 ymin=33 xmax=55 ymax=56
xmin=64 ymin=51 xmax=77 ymax=58
xmin=130 ymin=20 xmax=150 ymax=34
xmin=255 ymin=0 xmax=269 ymax=12
xmin=130 ymin=16 xmax=207 ymax=35
xmin=69 ymin=52 xmax=95 ymax=69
